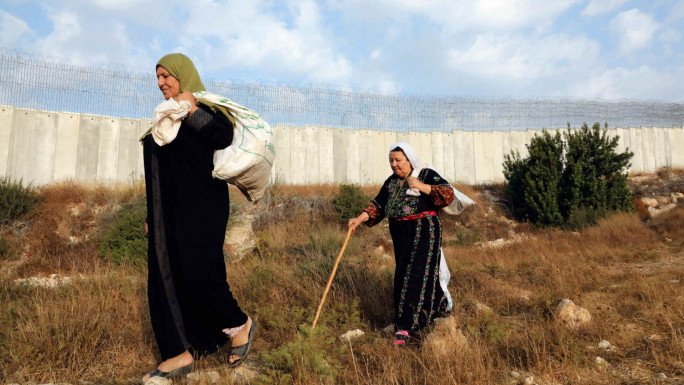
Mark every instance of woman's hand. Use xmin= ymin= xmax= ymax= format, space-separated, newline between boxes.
xmin=144 ymin=222 xmax=149 ymax=234
xmin=174 ymin=91 xmax=199 ymax=115
xmin=407 ymin=177 xmax=432 ymax=195
xmin=348 ymin=212 xmax=369 ymax=232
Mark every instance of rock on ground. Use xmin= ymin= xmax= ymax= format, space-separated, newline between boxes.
xmin=554 ymin=299 xmax=591 ymax=328
xmin=224 ymin=213 xmax=256 ymax=260
xmin=339 ymin=329 xmax=365 ymax=343
xmin=422 ymin=316 xmax=468 ymax=356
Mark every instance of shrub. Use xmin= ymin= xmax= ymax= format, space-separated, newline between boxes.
xmin=332 ymin=184 xmax=370 ymax=225
xmin=503 ymin=123 xmax=633 ymax=228
xmin=503 ymin=130 xmax=564 ymax=226
xmin=259 ymin=323 xmax=342 ymax=384
xmin=0 ymin=177 xmax=39 ymax=223
xmin=98 ymin=197 xmax=147 ymax=270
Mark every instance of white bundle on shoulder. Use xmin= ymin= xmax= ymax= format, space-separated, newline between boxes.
xmin=149 ymin=92 xmax=275 ymax=203
xmin=151 ymin=98 xmax=191 ymax=146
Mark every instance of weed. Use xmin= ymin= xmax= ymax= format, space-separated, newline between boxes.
xmin=259 ymin=323 xmax=342 ymax=384
xmin=0 ymin=177 xmax=39 ymax=223
xmin=98 ymin=197 xmax=147 ymax=270
xmin=332 ymin=184 xmax=370 ymax=225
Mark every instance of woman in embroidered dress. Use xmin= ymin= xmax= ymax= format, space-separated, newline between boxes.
xmin=348 ymin=142 xmax=454 ymax=345
xmin=141 ymin=53 xmax=256 ymax=382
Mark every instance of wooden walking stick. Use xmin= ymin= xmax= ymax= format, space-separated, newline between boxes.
xmin=312 ymin=227 xmax=354 ymax=328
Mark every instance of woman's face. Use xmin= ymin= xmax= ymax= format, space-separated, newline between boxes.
xmin=156 ymin=66 xmax=180 ymax=100
xmin=389 ymin=150 xmax=412 ymax=178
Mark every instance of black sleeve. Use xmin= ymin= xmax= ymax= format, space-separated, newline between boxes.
xmin=182 ymin=103 xmax=234 ymax=149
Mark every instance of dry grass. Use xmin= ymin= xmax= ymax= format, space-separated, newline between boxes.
xmin=1 ymin=177 xmax=683 ymax=384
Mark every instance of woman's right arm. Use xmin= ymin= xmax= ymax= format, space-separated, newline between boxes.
xmin=348 ymin=178 xmax=390 ymax=230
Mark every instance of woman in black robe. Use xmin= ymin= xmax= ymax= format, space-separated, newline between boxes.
xmin=348 ymin=142 xmax=454 ymax=345
xmin=141 ymin=53 xmax=256 ymax=382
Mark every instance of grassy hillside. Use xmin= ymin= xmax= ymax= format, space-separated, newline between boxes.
xmin=1 ymin=173 xmax=683 ymax=384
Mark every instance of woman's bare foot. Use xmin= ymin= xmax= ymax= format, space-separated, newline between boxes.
xmin=229 ymin=317 xmax=252 ymax=364
xmin=141 ymin=350 xmax=194 ymax=383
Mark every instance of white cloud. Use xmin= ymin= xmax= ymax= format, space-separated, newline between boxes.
xmin=0 ymin=10 xmax=32 ymax=48
xmin=331 ymin=0 xmax=581 ymax=33
xmin=610 ymin=8 xmax=659 ymax=54
xmin=35 ymin=11 xmax=83 ymax=58
xmin=180 ymin=0 xmax=352 ymax=84
xmin=448 ymin=33 xmax=601 ymax=82
xmin=582 ymin=0 xmax=628 ymax=16
xmin=92 ymin=0 xmax=146 ymax=10
xmin=569 ymin=65 xmax=684 ymax=101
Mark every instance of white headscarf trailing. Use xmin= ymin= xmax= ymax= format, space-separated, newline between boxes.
xmin=388 ymin=141 xmax=453 ymax=311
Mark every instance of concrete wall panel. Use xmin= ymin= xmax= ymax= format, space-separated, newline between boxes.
xmin=490 ymin=131 xmax=506 ymax=181
xmin=318 ymin=127 xmax=334 ymax=184
xmin=641 ymin=127 xmax=656 ymax=173
xmin=290 ymin=126 xmax=306 ymax=184
xmin=30 ymin=111 xmax=58 ymax=185
xmin=615 ymin=128 xmax=629 ymax=155
xmin=655 ymin=127 xmax=671 ymax=168
xmin=333 ymin=128 xmax=349 ymax=184
xmin=274 ymin=125 xmax=292 ymax=184
xmin=371 ymin=131 xmax=387 ymax=184
xmin=304 ymin=126 xmax=320 ymax=184
xmin=346 ymin=131 xmax=361 ymax=184
xmin=419 ymin=132 xmax=432 ymax=166
xmin=9 ymin=110 xmax=58 ymax=184
xmin=358 ymin=130 xmax=374 ymax=183
xmin=441 ymin=132 xmax=455 ymax=182
xmin=116 ymin=118 xmax=140 ymax=183
xmin=431 ymin=131 xmax=444 ymax=173
xmin=671 ymin=127 xmax=684 ymax=168
xmin=96 ymin=117 xmax=120 ymax=182
xmin=474 ymin=131 xmax=502 ymax=183
xmin=53 ymin=112 xmax=79 ymax=181
xmin=7 ymin=109 xmax=36 ymax=181
xmin=75 ymin=116 xmax=101 ymax=182
xmin=0 ymin=106 xmax=14 ymax=176
xmin=452 ymin=130 xmax=475 ymax=184
xmin=628 ymin=127 xmax=643 ymax=173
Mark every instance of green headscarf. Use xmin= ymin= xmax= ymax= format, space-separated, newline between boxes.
xmin=156 ymin=53 xmax=234 ymax=126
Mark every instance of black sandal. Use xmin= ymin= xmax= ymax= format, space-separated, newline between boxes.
xmin=227 ymin=319 xmax=258 ymax=368
xmin=141 ymin=361 xmax=194 ymax=383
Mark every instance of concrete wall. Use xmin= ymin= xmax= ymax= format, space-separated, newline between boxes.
xmin=0 ymin=105 xmax=682 ymax=187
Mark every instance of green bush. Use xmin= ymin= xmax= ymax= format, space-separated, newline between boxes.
xmin=259 ymin=323 xmax=341 ymax=384
xmin=0 ymin=177 xmax=39 ymax=223
xmin=503 ymin=123 xmax=633 ymax=228
xmin=332 ymin=184 xmax=370 ymax=225
xmin=98 ymin=197 xmax=147 ymax=270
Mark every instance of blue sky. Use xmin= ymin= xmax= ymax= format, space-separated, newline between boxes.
xmin=1 ymin=0 xmax=683 ymax=101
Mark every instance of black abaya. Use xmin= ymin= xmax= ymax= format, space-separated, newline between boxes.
xmin=143 ymin=104 xmax=247 ymax=359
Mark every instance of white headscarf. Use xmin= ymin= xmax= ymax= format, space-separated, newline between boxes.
xmin=389 ymin=142 xmax=423 ymax=196
xmin=389 ymin=142 xmax=420 ymax=171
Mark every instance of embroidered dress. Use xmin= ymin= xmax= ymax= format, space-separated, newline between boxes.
xmin=363 ymin=168 xmax=454 ymax=332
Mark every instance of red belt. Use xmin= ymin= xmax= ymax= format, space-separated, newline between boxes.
xmin=393 ymin=211 xmax=437 ymax=221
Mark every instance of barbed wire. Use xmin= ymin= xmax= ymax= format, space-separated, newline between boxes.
xmin=0 ymin=50 xmax=682 ymax=132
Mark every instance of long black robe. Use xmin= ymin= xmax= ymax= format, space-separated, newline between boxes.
xmin=143 ymin=103 xmax=247 ymax=360
xmin=363 ymin=168 xmax=454 ymax=332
